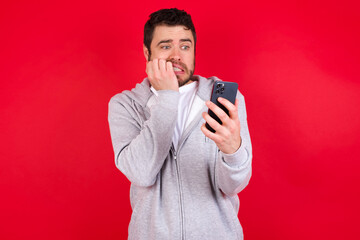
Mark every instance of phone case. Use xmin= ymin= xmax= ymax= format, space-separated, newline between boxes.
xmin=205 ymin=81 xmax=238 ymax=133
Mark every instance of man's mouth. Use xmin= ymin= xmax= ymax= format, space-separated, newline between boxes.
xmin=173 ymin=67 xmax=183 ymax=71
xmin=172 ymin=63 xmax=185 ymax=73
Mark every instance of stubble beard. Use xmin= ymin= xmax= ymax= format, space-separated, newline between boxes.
xmin=177 ymin=69 xmax=194 ymax=87
xmin=169 ymin=59 xmax=195 ymax=87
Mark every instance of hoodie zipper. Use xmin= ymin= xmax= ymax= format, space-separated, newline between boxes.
xmin=171 ymin=98 xmax=207 ymax=240
xmin=172 ymin=145 xmax=185 ymax=240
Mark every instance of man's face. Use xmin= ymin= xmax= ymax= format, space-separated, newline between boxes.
xmin=144 ymin=25 xmax=195 ymax=87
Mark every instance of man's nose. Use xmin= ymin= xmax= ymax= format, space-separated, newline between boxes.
xmin=169 ymin=47 xmax=181 ymax=61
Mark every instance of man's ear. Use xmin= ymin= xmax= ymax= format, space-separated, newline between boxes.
xmin=143 ymin=45 xmax=150 ymax=62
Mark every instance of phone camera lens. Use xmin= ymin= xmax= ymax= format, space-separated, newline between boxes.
xmin=221 ymin=87 xmax=225 ymax=91
xmin=216 ymin=89 xmax=220 ymax=94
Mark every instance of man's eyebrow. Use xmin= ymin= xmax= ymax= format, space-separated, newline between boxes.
xmin=157 ymin=39 xmax=173 ymax=46
xmin=180 ymin=38 xmax=192 ymax=43
xmin=156 ymin=38 xmax=193 ymax=46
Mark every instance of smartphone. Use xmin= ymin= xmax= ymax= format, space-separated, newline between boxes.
xmin=205 ymin=81 xmax=238 ymax=133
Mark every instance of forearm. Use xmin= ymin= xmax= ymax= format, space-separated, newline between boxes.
xmin=216 ymin=93 xmax=253 ymax=196
xmin=108 ymin=90 xmax=179 ymax=187
xmin=217 ymin=143 xmax=252 ymax=196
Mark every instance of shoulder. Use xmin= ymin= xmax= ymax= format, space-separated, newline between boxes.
xmin=109 ymin=78 xmax=152 ymax=108
xmin=109 ymin=91 xmax=130 ymax=106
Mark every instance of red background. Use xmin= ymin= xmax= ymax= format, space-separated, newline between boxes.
xmin=1 ymin=0 xmax=359 ymax=239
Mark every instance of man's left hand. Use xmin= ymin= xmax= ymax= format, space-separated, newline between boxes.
xmin=201 ymin=97 xmax=242 ymax=154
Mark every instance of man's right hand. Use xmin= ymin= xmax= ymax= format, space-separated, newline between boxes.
xmin=146 ymin=58 xmax=179 ymax=91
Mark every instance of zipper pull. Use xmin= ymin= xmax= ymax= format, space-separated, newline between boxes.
xmin=170 ymin=144 xmax=177 ymax=160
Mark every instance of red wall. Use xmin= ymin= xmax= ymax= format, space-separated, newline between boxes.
xmin=1 ymin=0 xmax=359 ymax=239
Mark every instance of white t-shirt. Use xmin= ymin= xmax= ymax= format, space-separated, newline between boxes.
xmin=151 ymin=81 xmax=198 ymax=150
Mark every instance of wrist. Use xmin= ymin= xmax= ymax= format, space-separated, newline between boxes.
xmin=220 ymin=137 xmax=242 ymax=154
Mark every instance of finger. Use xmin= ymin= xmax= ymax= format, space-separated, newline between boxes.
xmin=166 ymin=61 xmax=174 ymax=73
xmin=159 ymin=59 xmax=166 ymax=73
xmin=146 ymin=61 xmax=153 ymax=78
xmin=152 ymin=58 xmax=160 ymax=75
xmin=217 ymin=97 xmax=239 ymax=120
xmin=202 ymin=111 xmax=222 ymax=132
xmin=201 ymin=123 xmax=222 ymax=142
xmin=206 ymin=100 xmax=230 ymax=124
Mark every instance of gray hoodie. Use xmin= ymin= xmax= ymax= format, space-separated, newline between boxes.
xmin=108 ymin=75 xmax=252 ymax=240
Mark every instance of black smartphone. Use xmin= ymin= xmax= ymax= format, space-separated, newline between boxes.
xmin=205 ymin=81 xmax=238 ymax=133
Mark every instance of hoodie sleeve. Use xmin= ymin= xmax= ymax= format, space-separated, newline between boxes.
xmin=108 ymin=90 xmax=180 ymax=187
xmin=216 ymin=92 xmax=252 ymax=196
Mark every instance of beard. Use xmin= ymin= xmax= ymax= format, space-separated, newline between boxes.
xmin=177 ymin=69 xmax=194 ymax=87
xmin=167 ymin=59 xmax=195 ymax=87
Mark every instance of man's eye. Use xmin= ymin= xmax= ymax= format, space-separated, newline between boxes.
xmin=161 ymin=46 xmax=170 ymax=50
xmin=181 ymin=45 xmax=190 ymax=50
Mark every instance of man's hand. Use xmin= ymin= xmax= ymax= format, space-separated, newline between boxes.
xmin=201 ymin=97 xmax=242 ymax=154
xmin=146 ymin=58 xmax=179 ymax=91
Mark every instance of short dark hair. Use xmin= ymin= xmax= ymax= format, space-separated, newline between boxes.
xmin=144 ymin=8 xmax=196 ymax=55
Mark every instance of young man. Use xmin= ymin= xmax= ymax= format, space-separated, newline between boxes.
xmin=108 ymin=8 xmax=252 ymax=240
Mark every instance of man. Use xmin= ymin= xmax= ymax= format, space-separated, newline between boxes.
xmin=108 ymin=8 xmax=252 ymax=240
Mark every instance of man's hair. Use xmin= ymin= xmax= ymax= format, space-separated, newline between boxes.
xmin=144 ymin=8 xmax=196 ymax=55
